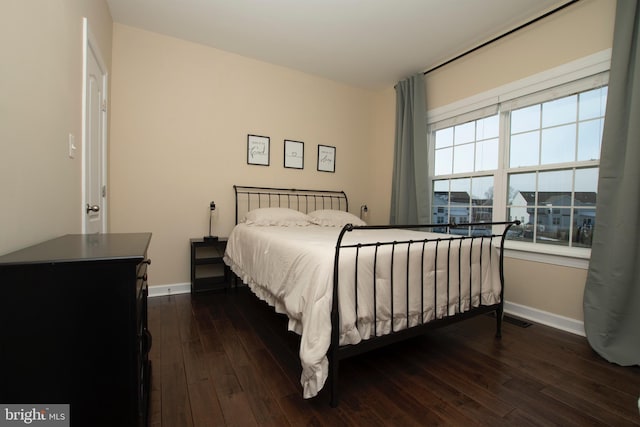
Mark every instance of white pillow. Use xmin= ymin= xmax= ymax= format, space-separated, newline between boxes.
xmin=308 ymin=209 xmax=367 ymax=227
xmin=243 ymin=207 xmax=312 ymax=226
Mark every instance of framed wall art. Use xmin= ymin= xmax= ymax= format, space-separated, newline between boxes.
xmin=247 ymin=134 xmax=270 ymax=166
xmin=317 ymin=144 xmax=336 ymax=173
xmin=284 ymin=139 xmax=304 ymax=169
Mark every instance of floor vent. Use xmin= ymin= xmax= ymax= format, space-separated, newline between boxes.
xmin=504 ymin=315 xmax=533 ymax=328
xmin=487 ymin=312 xmax=533 ymax=328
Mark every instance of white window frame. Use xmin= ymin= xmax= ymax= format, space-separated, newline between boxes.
xmin=427 ymin=49 xmax=611 ymax=269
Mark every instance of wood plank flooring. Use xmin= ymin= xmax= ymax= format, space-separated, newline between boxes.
xmin=147 ymin=288 xmax=640 ymax=426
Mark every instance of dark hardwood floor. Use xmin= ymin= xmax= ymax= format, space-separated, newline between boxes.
xmin=147 ymin=287 xmax=640 ymax=426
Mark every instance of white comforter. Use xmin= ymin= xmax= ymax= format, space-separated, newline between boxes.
xmin=223 ymin=224 xmax=501 ymax=399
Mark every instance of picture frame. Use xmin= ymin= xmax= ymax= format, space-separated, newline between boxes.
xmin=247 ymin=134 xmax=270 ymax=166
xmin=284 ymin=139 xmax=304 ymax=169
xmin=317 ymin=144 xmax=336 ymax=173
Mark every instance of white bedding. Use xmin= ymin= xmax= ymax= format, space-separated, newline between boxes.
xmin=223 ymin=223 xmax=502 ymax=399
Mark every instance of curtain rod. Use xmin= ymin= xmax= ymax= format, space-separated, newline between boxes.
xmin=423 ymin=0 xmax=581 ymax=76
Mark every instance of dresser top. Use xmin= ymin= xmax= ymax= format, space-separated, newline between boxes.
xmin=0 ymin=233 xmax=152 ymax=266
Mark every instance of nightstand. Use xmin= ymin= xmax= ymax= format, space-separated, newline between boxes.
xmin=190 ymin=237 xmax=229 ymax=293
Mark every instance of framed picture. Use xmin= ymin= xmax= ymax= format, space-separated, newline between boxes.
xmin=247 ymin=134 xmax=270 ymax=166
xmin=284 ymin=139 xmax=304 ymax=169
xmin=317 ymin=144 xmax=336 ymax=173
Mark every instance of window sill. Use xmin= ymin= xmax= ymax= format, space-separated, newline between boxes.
xmin=503 ymin=240 xmax=590 ymax=269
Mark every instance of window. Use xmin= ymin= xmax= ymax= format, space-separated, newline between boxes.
xmin=429 ymin=73 xmax=607 ymax=251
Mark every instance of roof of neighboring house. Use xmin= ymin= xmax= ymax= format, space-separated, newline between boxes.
xmin=517 ymin=191 xmax=596 ymax=206
xmin=433 ymin=191 xmax=492 ymax=206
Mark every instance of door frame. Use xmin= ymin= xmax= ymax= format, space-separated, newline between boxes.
xmin=82 ymin=17 xmax=108 ymax=233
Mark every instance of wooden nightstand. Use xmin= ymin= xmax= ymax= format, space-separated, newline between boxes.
xmin=190 ymin=237 xmax=229 ymax=293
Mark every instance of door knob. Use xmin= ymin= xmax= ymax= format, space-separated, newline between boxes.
xmin=86 ymin=204 xmax=100 ymax=214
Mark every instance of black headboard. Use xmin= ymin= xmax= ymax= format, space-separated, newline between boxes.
xmin=234 ymin=185 xmax=349 ymax=224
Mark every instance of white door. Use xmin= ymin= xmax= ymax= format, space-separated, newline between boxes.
xmin=83 ymin=19 xmax=107 ymax=234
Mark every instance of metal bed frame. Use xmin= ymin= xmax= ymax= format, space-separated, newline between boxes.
xmin=232 ymin=185 xmax=519 ymax=406
xmin=234 ymin=185 xmax=348 ymax=224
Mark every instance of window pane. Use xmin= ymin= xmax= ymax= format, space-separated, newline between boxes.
xmin=476 ymin=114 xmax=499 ymax=139
xmin=471 ymin=177 xmax=493 ymax=224
xmin=450 ymin=177 xmax=470 ymax=198
xmin=435 ymin=127 xmax=453 ymax=148
xmin=542 ymin=95 xmax=577 ymax=127
xmin=511 ymin=105 xmax=540 ymax=133
xmin=507 ymin=172 xmax=536 ymax=205
xmin=541 ymin=124 xmax=576 ymax=165
xmin=453 ymin=143 xmax=474 ymax=173
xmin=454 ymin=122 xmax=475 ymax=145
xmin=433 ymin=179 xmax=449 ymax=193
xmin=432 ymin=180 xmax=449 ymax=225
xmin=575 ymin=168 xmax=598 ymax=206
xmin=432 ymin=205 xmax=448 ymax=224
xmin=538 ymin=170 xmax=572 ymax=204
xmin=537 ymin=169 xmax=571 ymax=245
xmin=450 ymin=177 xmax=471 ymax=225
xmin=434 ymin=147 xmax=452 ymax=175
xmin=471 ymin=207 xmax=493 ymax=229
xmin=574 ymin=208 xmax=596 ymax=248
xmin=475 ymin=138 xmax=498 ymax=171
xmin=457 ymin=215 xmax=470 ymax=224
xmin=510 ymin=131 xmax=539 ymax=167
xmin=577 ymin=119 xmax=603 ymax=161
xmin=507 ymin=207 xmax=533 ymax=242
xmin=537 ymin=207 xmax=570 ymax=246
xmin=471 ymin=176 xmax=494 ymax=202
xmin=579 ymin=87 xmax=607 ymax=120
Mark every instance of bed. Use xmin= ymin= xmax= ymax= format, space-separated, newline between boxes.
xmin=223 ymin=185 xmax=519 ymax=406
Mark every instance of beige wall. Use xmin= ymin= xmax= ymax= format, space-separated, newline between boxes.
xmin=426 ymin=0 xmax=615 ymax=109
xmin=367 ymin=87 xmax=396 ymax=225
xmin=109 ymin=24 xmax=377 ymax=286
xmin=505 ymin=259 xmax=588 ymax=320
xmin=0 ymin=0 xmax=112 ymax=255
xmin=420 ymin=0 xmax=615 ymax=322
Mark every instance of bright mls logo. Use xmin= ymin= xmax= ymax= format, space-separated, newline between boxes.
xmin=0 ymin=405 xmax=69 ymax=426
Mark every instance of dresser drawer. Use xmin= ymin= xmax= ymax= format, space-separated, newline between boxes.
xmin=136 ymin=258 xmax=150 ymax=300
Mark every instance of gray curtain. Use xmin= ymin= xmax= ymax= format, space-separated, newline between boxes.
xmin=583 ymin=0 xmax=640 ymax=366
xmin=390 ymin=73 xmax=430 ymax=225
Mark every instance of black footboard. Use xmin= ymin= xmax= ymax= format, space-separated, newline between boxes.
xmin=328 ymin=220 xmax=519 ymax=407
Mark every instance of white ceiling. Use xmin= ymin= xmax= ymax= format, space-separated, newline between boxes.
xmin=106 ymin=0 xmax=572 ymax=90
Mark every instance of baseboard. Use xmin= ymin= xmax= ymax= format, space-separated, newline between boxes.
xmin=504 ymin=301 xmax=585 ymax=337
xmin=147 ymin=282 xmax=191 ymax=298
xmin=146 ymin=283 xmax=585 ymax=336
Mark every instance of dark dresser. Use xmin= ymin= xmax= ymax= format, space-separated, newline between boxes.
xmin=0 ymin=233 xmax=152 ymax=427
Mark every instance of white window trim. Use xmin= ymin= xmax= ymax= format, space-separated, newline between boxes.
xmin=428 ymin=49 xmax=610 ymax=269
xmin=505 ymin=241 xmax=590 ymax=269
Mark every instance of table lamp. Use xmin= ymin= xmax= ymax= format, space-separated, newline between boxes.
xmin=204 ymin=201 xmax=218 ymax=241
